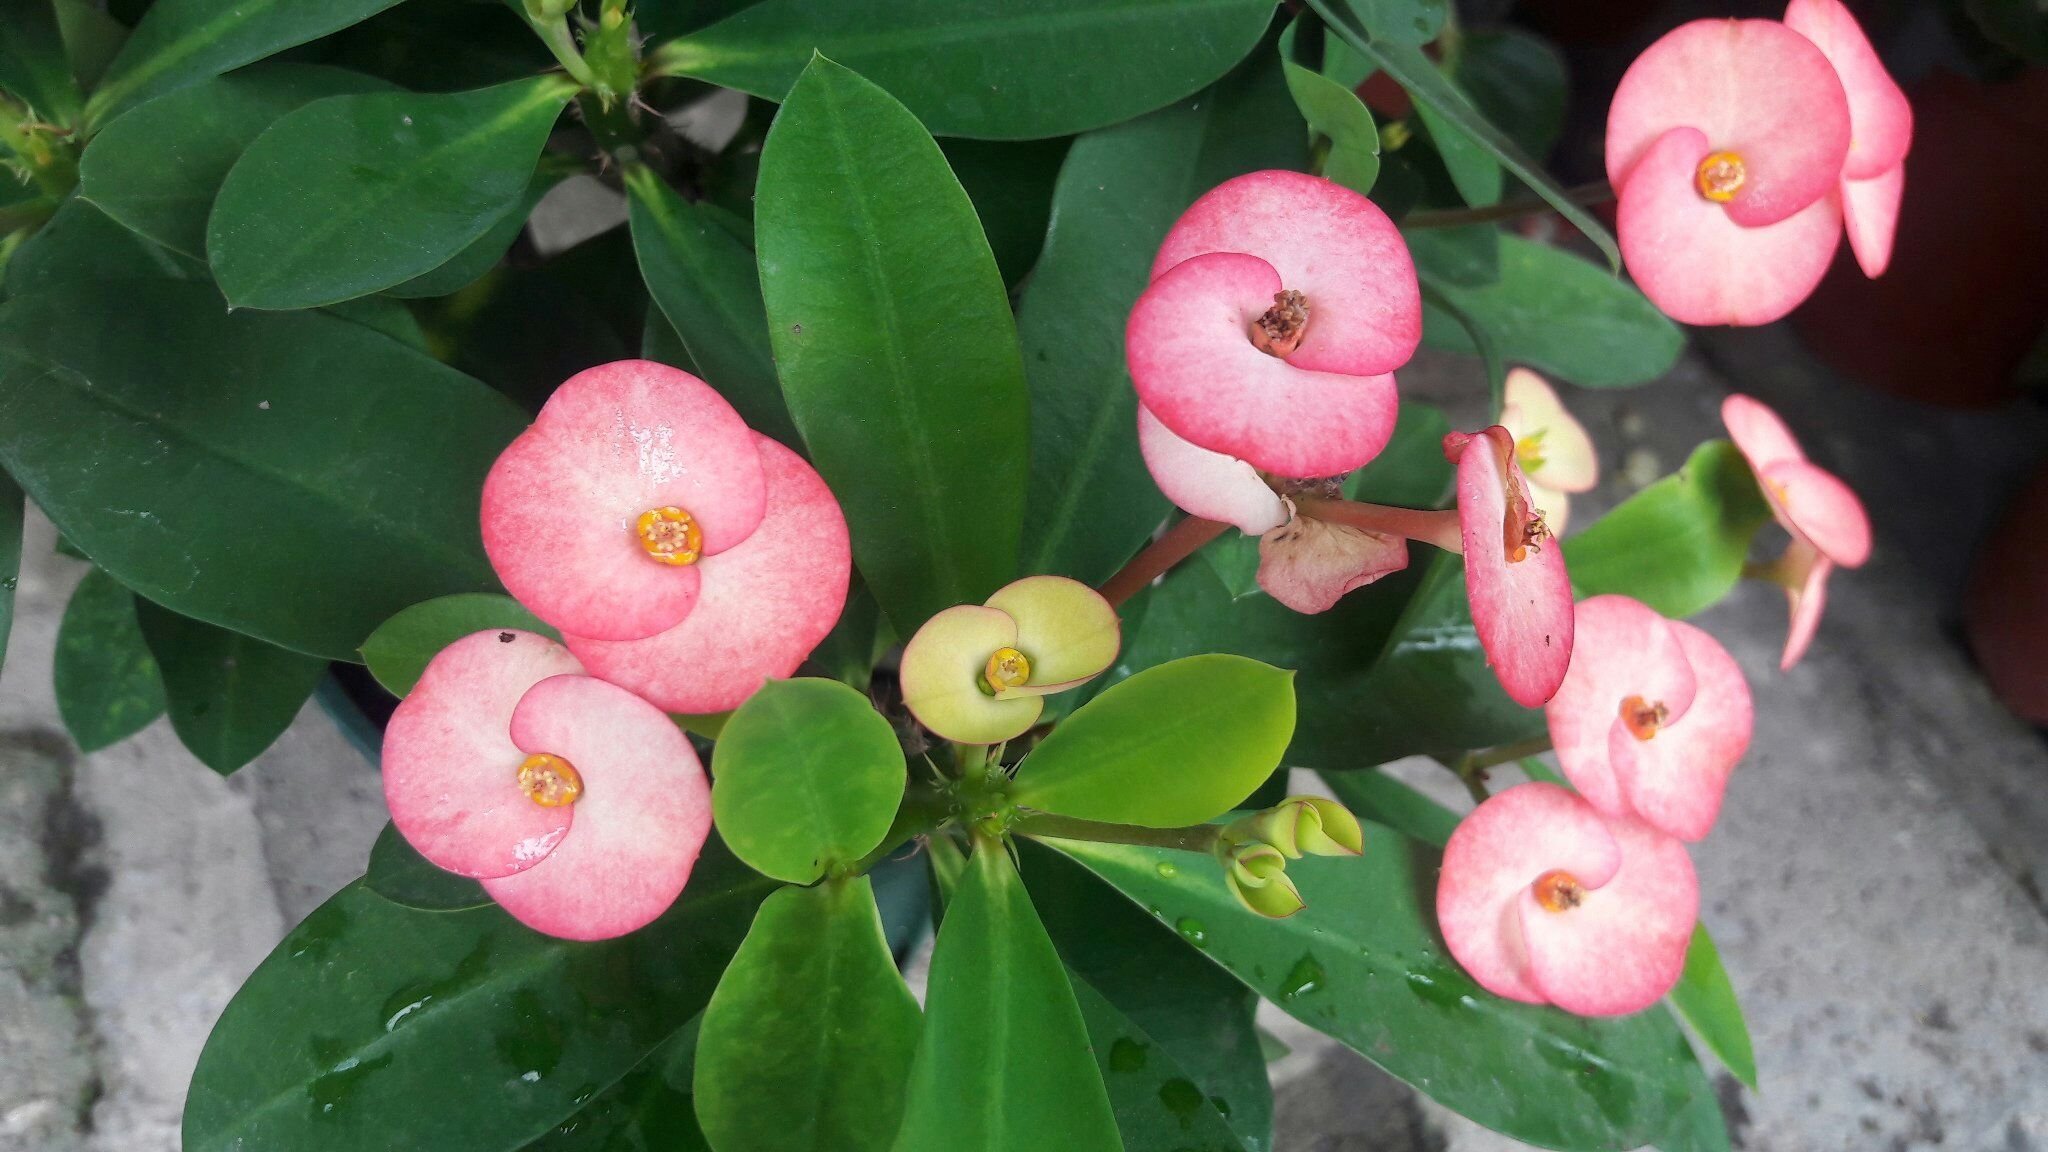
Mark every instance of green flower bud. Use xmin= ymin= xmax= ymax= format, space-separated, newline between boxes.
xmin=1288 ymin=796 xmax=1364 ymax=857
xmin=1220 ymin=841 xmax=1306 ymax=919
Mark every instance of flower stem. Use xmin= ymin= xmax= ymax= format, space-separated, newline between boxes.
xmin=1295 ymin=496 xmax=1464 ymax=554
xmin=1012 ymin=812 xmax=1222 ymax=855
xmin=1403 ymin=181 xmax=1613 ymax=230
xmin=516 ymin=6 xmax=601 ymax=90
xmin=838 ymin=784 xmax=956 ymax=877
xmin=1099 ymin=516 xmax=1229 ymax=609
xmin=1462 ymin=735 xmax=1554 ymax=773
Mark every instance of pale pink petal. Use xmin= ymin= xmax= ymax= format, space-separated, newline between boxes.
xmin=1150 ymin=169 xmax=1421 ymax=376
xmin=1619 ymin=127 xmax=1843 ymax=327
xmin=1136 ymin=405 xmax=1288 ymax=535
xmin=897 ymin=604 xmax=1040 ymax=745
xmin=1608 ymin=620 xmax=1753 ymax=842
xmin=1438 ymin=783 xmax=1623 ymax=1005
xmin=1784 ymin=0 xmax=1913 ymax=180
xmin=1544 ymin=595 xmax=1699 ymax=819
xmin=565 ymin=435 xmax=852 ymax=715
xmin=1129 ymin=251 xmax=1400 ymax=477
xmin=1455 ymin=429 xmax=1575 ymax=708
xmin=1256 ymin=512 xmax=1408 ymax=614
xmin=1760 ymin=458 xmax=1872 ymax=567
xmin=1781 ymin=543 xmax=1834 ymax=670
xmin=1501 ymin=368 xmax=1598 ymax=494
xmin=1606 ymin=18 xmax=1851 ymax=227
xmin=482 ymin=674 xmax=712 ymax=941
xmin=1842 ymin=163 xmax=1904 ymax=277
xmin=1518 ymin=813 xmax=1698 ymax=1016
xmin=381 ymin=630 xmax=584 ymax=879
xmin=481 ymin=360 xmax=767 ymax=642
xmin=1720 ymin=392 xmax=1807 ymax=470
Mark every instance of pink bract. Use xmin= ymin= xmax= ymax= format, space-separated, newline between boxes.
xmin=1784 ymin=0 xmax=1912 ymax=181
xmin=1777 ymin=539 xmax=1834 ymax=670
xmin=565 ymin=435 xmax=852 ymax=715
xmin=1438 ymin=783 xmax=1697 ymax=1016
xmin=1135 ymin=404 xmax=1288 ymax=535
xmin=1256 ymin=512 xmax=1408 ymax=615
xmin=1841 ymin=162 xmax=1904 ymax=278
xmin=1450 ymin=427 xmax=1574 ymax=707
xmin=1721 ymin=394 xmax=1871 ymax=567
xmin=1546 ymin=596 xmax=1754 ymax=842
xmin=481 ymin=360 xmax=769 ymax=642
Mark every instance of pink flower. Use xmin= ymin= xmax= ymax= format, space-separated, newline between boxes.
xmin=482 ymin=360 xmax=851 ymax=714
xmin=1437 ymin=782 xmax=1698 ymax=1017
xmin=1607 ymin=19 xmax=1852 ymax=325
xmin=1722 ymin=394 xmax=1870 ymax=668
xmin=1447 ymin=427 xmax=1574 ymax=707
xmin=1126 ymin=170 xmax=1420 ymax=478
xmin=1784 ymin=0 xmax=1914 ymax=277
xmin=1545 ymin=596 xmax=1754 ymax=842
xmin=381 ymin=630 xmax=712 ymax=940
xmin=1499 ymin=369 xmax=1598 ymax=535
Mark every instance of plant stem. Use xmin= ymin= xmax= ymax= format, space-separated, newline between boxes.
xmin=1295 ymin=496 xmax=1464 ymax=554
xmin=1463 ymin=735 xmax=1554 ymax=773
xmin=1099 ymin=516 xmax=1229 ymax=608
xmin=1011 ymin=812 xmax=1222 ymax=854
xmin=839 ymin=784 xmax=955 ymax=877
xmin=518 ymin=8 xmax=601 ymax=90
xmin=1403 ymin=181 xmax=1613 ymax=230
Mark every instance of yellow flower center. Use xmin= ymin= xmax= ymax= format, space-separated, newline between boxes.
xmin=1532 ymin=869 xmax=1586 ymax=913
xmin=1695 ymin=151 xmax=1747 ymax=202
xmin=983 ymin=647 xmax=1031 ymax=693
xmin=636 ymin=506 xmax=702 ymax=566
xmin=1620 ymin=695 xmax=1670 ymax=741
xmin=517 ymin=753 xmax=583 ymax=808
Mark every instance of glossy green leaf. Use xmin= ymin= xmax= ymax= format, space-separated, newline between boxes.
xmin=940 ymin=136 xmax=1069 ymax=287
xmin=207 ymin=74 xmax=578 ymax=309
xmin=1668 ymin=925 xmax=1758 ymax=1090
xmin=657 ymin=0 xmax=1275 ymax=140
xmin=1328 ymin=0 xmax=1446 ymax=45
xmin=0 ymin=0 xmax=83 ymax=123
xmin=0 ymin=276 xmax=528 ymax=662
xmin=3 ymin=195 xmax=204 ymax=298
xmin=624 ymin=164 xmax=798 ymax=446
xmin=1320 ymin=767 xmax=1461 ymax=849
xmin=84 ymin=0 xmax=407 ymax=128
xmin=804 ymin=577 xmax=883 ymax=691
xmin=77 ymin=64 xmax=392 ymax=259
xmin=1057 ymin=834 xmax=1712 ymax=1150
xmin=136 ymin=600 xmax=328 ymax=775
xmin=891 ymin=839 xmax=1121 ymax=1152
xmin=520 ymin=1023 xmax=709 ymax=1150
xmin=383 ymin=166 xmax=562 ymax=300
xmin=0 ymin=470 xmax=19 ymax=674
xmin=755 ymin=56 xmax=1028 ymax=634
xmin=711 ymin=678 xmax=906 ymax=885
xmin=52 ymin=0 xmax=126 ymax=91
xmin=53 ymin=568 xmax=166 ymax=751
xmin=1013 ymin=655 xmax=1295 ymax=827
xmin=695 ymin=878 xmax=921 ymax=1152
xmin=321 ymin=294 xmax=428 ymax=349
xmin=360 ymin=593 xmax=557 ymax=698
xmin=183 ymin=841 xmax=775 ymax=1152
xmin=1279 ymin=18 xmax=1379 ymax=195
xmin=1017 ymin=55 xmax=1304 ymax=586
xmin=1403 ymin=225 xmax=1500 ymax=288
xmin=1414 ymin=91 xmax=1503 ymax=207
xmin=1565 ymin=441 xmax=1773 ymax=619
xmin=1419 ymin=233 xmax=1684 ymax=389
xmin=1452 ymin=29 xmax=1569 ymax=163
xmin=364 ymin=822 xmax=491 ymax=913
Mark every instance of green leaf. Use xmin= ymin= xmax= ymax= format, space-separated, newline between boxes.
xmin=1012 ymin=655 xmax=1295 ymax=827
xmin=711 ymin=677 xmax=906 ymax=884
xmin=1279 ymin=18 xmax=1380 ymax=195
xmin=658 ymin=0 xmax=1276 ymax=140
xmin=1056 ymin=834 xmax=1712 ymax=1150
xmin=0 ymin=276 xmax=528 ymax=662
xmin=891 ymin=838 xmax=1121 ymax=1152
xmin=207 ymin=74 xmax=578 ymax=310
xmin=1452 ymin=29 xmax=1568 ymax=162
xmin=940 ymin=136 xmax=1070 ymax=287
xmin=755 ymin=56 xmax=1029 ymax=634
xmin=1565 ymin=441 xmax=1773 ymax=619
xmin=77 ymin=64 xmax=393 ymax=260
xmin=383 ymin=165 xmax=563 ymax=299
xmin=52 ymin=0 xmax=127 ymax=91
xmin=1667 ymin=925 xmax=1758 ymax=1090
xmin=1418 ymin=233 xmax=1684 ymax=389
xmin=136 ymin=600 xmax=328 ymax=775
xmin=183 ymin=842 xmax=776 ymax=1152
xmin=624 ymin=164 xmax=799 ymax=446
xmin=1320 ymin=767 xmax=1461 ymax=848
xmin=1403 ymin=225 xmax=1500 ymax=288
xmin=520 ymin=1021 xmax=709 ymax=1151
xmin=321 ymin=294 xmax=428 ymax=349
xmin=4 ymin=195 xmax=204 ymax=298
xmin=1414 ymin=92 xmax=1503 ymax=207
xmin=1328 ymin=0 xmax=1446 ymax=45
xmin=804 ymin=577 xmax=883 ymax=691
xmin=53 ymin=568 xmax=166 ymax=751
xmin=359 ymin=593 xmax=557 ymax=698
xmin=0 ymin=469 xmax=19 ymax=674
xmin=0 ymin=0 xmax=83 ymax=123
xmin=84 ymin=0 xmax=408 ymax=128
xmin=1017 ymin=54 xmax=1305 ymax=585
xmin=364 ymin=822 xmax=491 ymax=913
xmin=695 ymin=878 xmax=922 ymax=1152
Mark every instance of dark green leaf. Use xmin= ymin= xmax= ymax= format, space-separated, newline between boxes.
xmin=321 ymin=295 xmax=428 ymax=349
xmin=0 ymin=276 xmax=528 ymax=661
xmin=891 ymin=838 xmax=1121 ymax=1152
xmin=52 ymin=0 xmax=127 ymax=91
xmin=1057 ymin=834 xmax=1711 ymax=1150
xmin=84 ymin=0 xmax=408 ymax=127
xmin=695 ymin=878 xmax=921 ymax=1152
xmin=3 ymin=195 xmax=204 ymax=298
xmin=623 ymin=164 xmax=798 ymax=446
xmin=1013 ymin=655 xmax=1295 ymax=827
xmin=53 ymin=568 xmax=166 ymax=751
xmin=658 ymin=0 xmax=1276 ymax=140
xmin=1667 ymin=925 xmax=1757 ymax=1091
xmin=755 ymin=56 xmax=1028 ymax=634
xmin=1017 ymin=54 xmax=1305 ymax=585
xmin=1279 ymin=17 xmax=1379 ymax=195
xmin=0 ymin=469 xmax=18 ymax=674
xmin=1414 ymin=92 xmax=1503 ymax=207
xmin=365 ymin=822 xmax=491 ymax=913
xmin=384 ymin=165 xmax=562 ymax=299
xmin=803 ymin=576 xmax=882 ymax=691
xmin=77 ymin=64 xmax=393 ymax=259
xmin=637 ymin=0 xmax=760 ymax=41
xmin=1657 ymin=1069 xmax=1734 ymax=1152
xmin=642 ymin=302 xmax=701 ymax=375
xmin=359 ymin=593 xmax=557 ymax=698
xmin=1565 ymin=441 xmax=1773 ymax=619
xmin=1320 ymin=767 xmax=1460 ymax=848
xmin=520 ymin=1021 xmax=709 ymax=1151
xmin=207 ymin=75 xmax=578 ymax=309
xmin=136 ymin=600 xmax=328 ymax=775
xmin=0 ymin=0 xmax=83 ymax=123
xmin=1329 ymin=0 xmax=1446 ymax=45
xmin=940 ymin=136 xmax=1069 ymax=286
xmin=1403 ymin=225 xmax=1500 ymax=288
xmin=1419 ymin=233 xmax=1684 ymax=389
xmin=183 ymin=841 xmax=775 ymax=1152
xmin=1453 ymin=29 xmax=1568 ymax=163
xmin=711 ymin=678 xmax=905 ymax=884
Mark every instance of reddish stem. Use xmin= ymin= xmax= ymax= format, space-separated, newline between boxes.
xmin=1100 ymin=516 xmax=1230 ymax=609
xmin=1296 ymin=497 xmax=1464 ymax=554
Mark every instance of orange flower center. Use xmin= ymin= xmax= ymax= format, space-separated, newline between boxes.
xmin=1532 ymin=869 xmax=1586 ymax=913
xmin=983 ymin=647 xmax=1031 ymax=693
xmin=636 ymin=506 xmax=702 ymax=566
xmin=1250 ymin=289 xmax=1310 ymax=357
xmin=1695 ymin=151 xmax=1747 ymax=202
xmin=1619 ymin=694 xmax=1670 ymax=741
xmin=517 ymin=753 xmax=583 ymax=807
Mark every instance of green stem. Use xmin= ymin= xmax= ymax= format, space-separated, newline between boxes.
xmin=839 ymin=783 xmax=955 ymax=877
xmin=1012 ymin=812 xmax=1222 ymax=855
xmin=1403 ymin=181 xmax=1613 ymax=230
xmin=1295 ymin=496 xmax=1464 ymax=554
xmin=518 ymin=8 xmax=600 ymax=90
xmin=1099 ymin=515 xmax=1229 ymax=609
xmin=1445 ymin=735 xmax=1554 ymax=804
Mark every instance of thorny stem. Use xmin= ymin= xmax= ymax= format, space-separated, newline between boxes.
xmin=1011 ymin=812 xmax=1223 ymax=855
xmin=1100 ymin=516 xmax=1230 ymax=609
xmin=1403 ymin=181 xmax=1614 ymax=230
xmin=1444 ymin=735 xmax=1556 ymax=804
xmin=518 ymin=7 xmax=602 ymax=90
xmin=1295 ymin=496 xmax=1464 ymax=554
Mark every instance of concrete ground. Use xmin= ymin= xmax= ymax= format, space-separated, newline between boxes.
xmin=1 ymin=325 xmax=2043 ymax=1151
